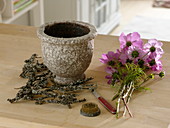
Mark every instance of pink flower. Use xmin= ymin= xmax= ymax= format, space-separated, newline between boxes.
xmin=150 ymin=60 xmax=163 ymax=71
xmin=105 ymin=67 xmax=118 ymax=84
xmin=147 ymin=54 xmax=163 ymax=71
xmin=144 ymin=39 xmax=164 ymax=56
xmin=127 ymin=46 xmax=145 ymax=59
xmin=119 ymin=32 xmax=143 ymax=49
xmin=105 ymin=75 xmax=112 ymax=84
xmin=119 ymin=48 xmax=129 ymax=64
xmin=100 ymin=54 xmax=109 ymax=64
xmin=105 ymin=67 xmax=117 ymax=74
xmin=99 ymin=32 xmax=165 ymax=85
xmin=100 ymin=51 xmax=119 ymax=65
xmin=127 ymin=45 xmax=149 ymax=65
xmin=148 ymin=52 xmax=161 ymax=60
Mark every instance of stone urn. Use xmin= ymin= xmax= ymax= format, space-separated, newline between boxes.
xmin=37 ymin=21 xmax=97 ymax=85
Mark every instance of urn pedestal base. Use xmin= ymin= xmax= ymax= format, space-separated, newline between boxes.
xmin=54 ymin=74 xmax=85 ymax=85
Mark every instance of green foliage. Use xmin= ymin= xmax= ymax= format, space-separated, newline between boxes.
xmin=136 ymin=86 xmax=151 ymax=92
xmin=113 ymin=63 xmax=147 ymax=88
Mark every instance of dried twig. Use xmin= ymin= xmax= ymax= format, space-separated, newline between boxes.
xmin=7 ymin=54 xmax=95 ymax=108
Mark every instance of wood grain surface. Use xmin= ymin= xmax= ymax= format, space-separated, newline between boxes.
xmin=0 ymin=23 xmax=170 ymax=128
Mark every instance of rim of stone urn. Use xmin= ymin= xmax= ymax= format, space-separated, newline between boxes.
xmin=37 ymin=20 xmax=97 ymax=44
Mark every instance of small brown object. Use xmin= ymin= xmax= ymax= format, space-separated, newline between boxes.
xmin=80 ymin=102 xmax=100 ymax=117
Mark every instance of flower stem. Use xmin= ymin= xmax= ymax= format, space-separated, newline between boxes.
xmin=112 ymin=93 xmax=119 ymax=101
xmin=116 ymin=84 xmax=126 ymax=118
xmin=116 ymin=98 xmax=121 ymax=118
xmin=112 ymin=82 xmax=127 ymax=101
xmin=122 ymin=82 xmax=133 ymax=98
xmin=122 ymin=82 xmax=133 ymax=117
xmin=122 ymin=97 xmax=133 ymax=117
xmin=123 ymin=87 xmax=134 ymax=117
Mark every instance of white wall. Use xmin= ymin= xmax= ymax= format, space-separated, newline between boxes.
xmin=43 ymin=0 xmax=77 ymax=22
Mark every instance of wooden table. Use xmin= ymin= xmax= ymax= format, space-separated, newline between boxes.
xmin=0 ymin=23 xmax=170 ymax=128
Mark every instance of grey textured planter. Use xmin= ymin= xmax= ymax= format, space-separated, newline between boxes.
xmin=37 ymin=21 xmax=97 ymax=85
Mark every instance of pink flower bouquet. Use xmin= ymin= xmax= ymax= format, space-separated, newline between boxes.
xmin=100 ymin=32 xmax=165 ymax=118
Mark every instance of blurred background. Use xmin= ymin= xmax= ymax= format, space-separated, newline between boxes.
xmin=0 ymin=0 xmax=170 ymax=41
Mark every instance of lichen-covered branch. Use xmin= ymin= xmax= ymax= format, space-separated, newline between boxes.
xmin=7 ymin=54 xmax=95 ymax=108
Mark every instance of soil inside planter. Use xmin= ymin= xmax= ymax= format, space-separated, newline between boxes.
xmin=44 ymin=22 xmax=90 ymax=38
